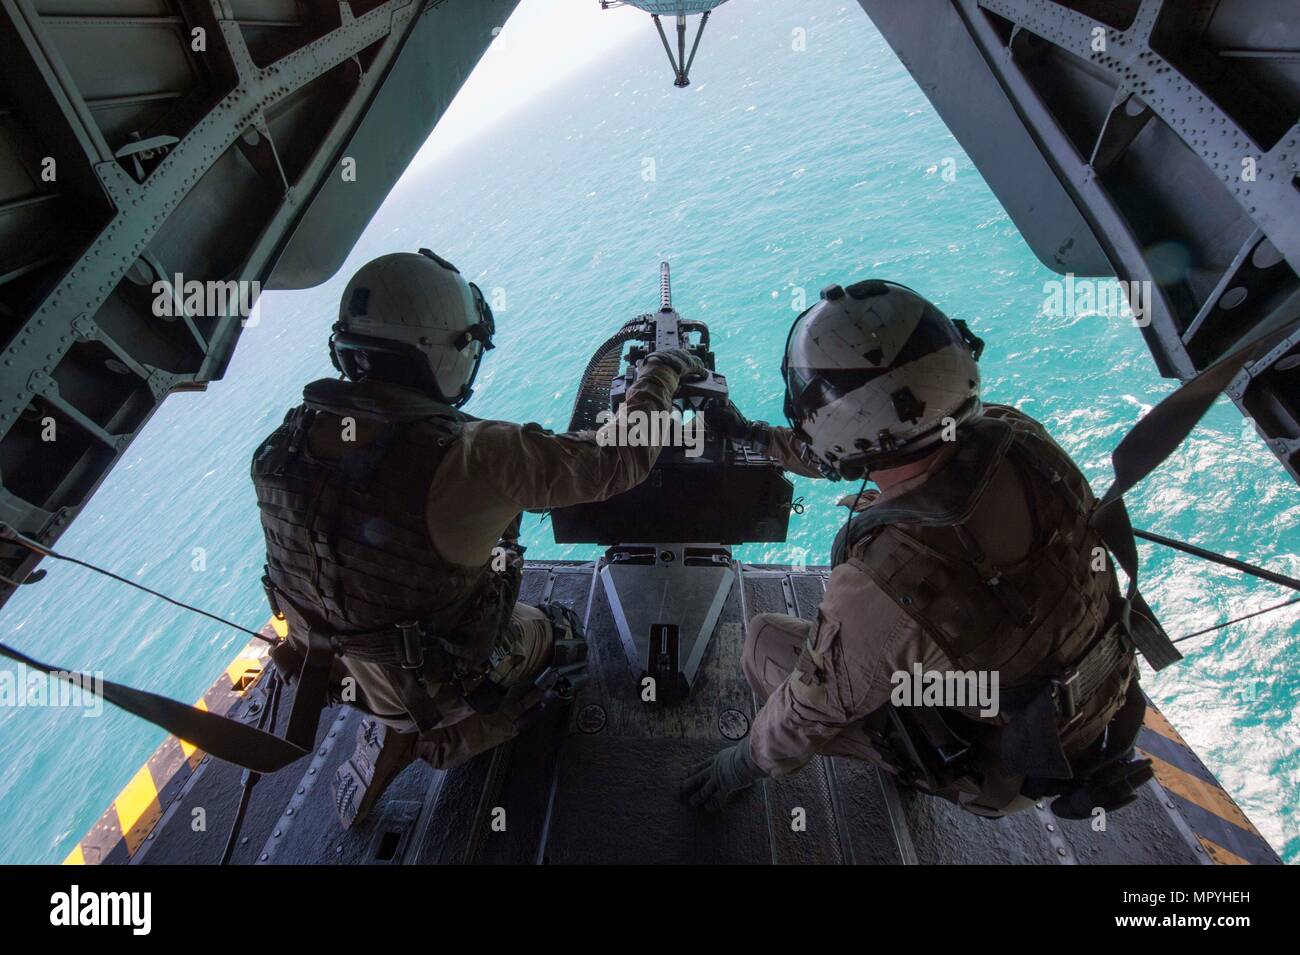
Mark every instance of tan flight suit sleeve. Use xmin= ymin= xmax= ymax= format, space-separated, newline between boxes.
xmin=764 ymin=425 xmax=825 ymax=479
xmin=457 ymin=360 xmax=685 ymax=510
xmin=428 ymin=360 xmax=687 ymax=570
xmin=747 ymin=558 xmax=949 ymax=777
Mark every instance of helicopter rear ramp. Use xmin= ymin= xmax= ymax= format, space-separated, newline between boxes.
xmin=66 ymin=561 xmax=1280 ymax=866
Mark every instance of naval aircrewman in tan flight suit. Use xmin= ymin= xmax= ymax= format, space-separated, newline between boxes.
xmin=252 ymin=250 xmax=705 ymax=827
xmin=685 ymin=280 xmax=1152 ymax=820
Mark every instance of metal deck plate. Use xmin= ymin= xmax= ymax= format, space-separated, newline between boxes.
xmin=72 ymin=561 xmax=1279 ymax=866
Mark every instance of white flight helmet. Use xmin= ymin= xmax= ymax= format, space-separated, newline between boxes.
xmin=330 ymin=249 xmax=495 ymax=407
xmin=782 ymin=280 xmax=984 ymax=479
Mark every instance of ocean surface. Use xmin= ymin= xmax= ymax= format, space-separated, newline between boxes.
xmin=1 ymin=0 xmax=1295 ymax=864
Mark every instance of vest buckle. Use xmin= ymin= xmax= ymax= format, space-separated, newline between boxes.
xmin=396 ymin=621 xmax=425 ymax=670
xmin=1051 ymin=670 xmax=1081 ymax=726
xmin=261 ymin=567 xmax=283 ymax=618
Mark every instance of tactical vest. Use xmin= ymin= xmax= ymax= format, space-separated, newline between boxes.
xmin=251 ymin=378 xmax=521 ymax=729
xmin=832 ymin=407 xmax=1147 ymax=816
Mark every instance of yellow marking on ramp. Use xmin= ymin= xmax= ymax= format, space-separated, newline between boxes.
xmin=114 ymin=764 xmax=162 ymax=854
xmin=1200 ymin=836 xmax=1249 ymax=865
xmin=226 ymin=657 xmax=262 ymax=691
xmin=1142 ymin=705 xmax=1184 ymax=745
xmin=72 ymin=629 xmax=276 ymax=862
xmin=180 ymin=698 xmax=208 ymax=761
xmin=1141 ymin=749 xmax=1258 ymax=837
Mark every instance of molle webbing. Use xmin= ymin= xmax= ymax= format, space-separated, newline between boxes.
xmin=831 ymin=414 xmax=1016 ymax=566
xmin=253 ymin=379 xmax=533 ymax=741
xmin=834 ymin=410 xmax=1123 ymax=696
xmin=252 ymin=387 xmax=481 ymax=640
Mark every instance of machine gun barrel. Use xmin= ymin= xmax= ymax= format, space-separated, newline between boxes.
xmin=660 ymin=261 xmax=672 ymax=310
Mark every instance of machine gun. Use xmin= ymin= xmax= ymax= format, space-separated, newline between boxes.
xmin=551 ymin=263 xmax=794 ymax=701
xmin=553 ymin=262 xmax=792 ymax=545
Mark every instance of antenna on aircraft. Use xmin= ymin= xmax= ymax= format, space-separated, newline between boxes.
xmin=600 ymin=1 xmax=729 ymax=88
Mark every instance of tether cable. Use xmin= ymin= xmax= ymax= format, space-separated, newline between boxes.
xmin=1133 ymin=527 xmax=1300 ymax=593
xmin=0 ymin=522 xmax=311 ymax=774
xmin=1129 ymin=526 xmax=1300 ymax=645
xmin=1173 ymin=596 xmax=1300 ymax=646
xmin=0 ymin=523 xmax=273 ymax=645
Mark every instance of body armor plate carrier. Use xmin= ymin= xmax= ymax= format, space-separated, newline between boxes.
xmin=251 ymin=378 xmax=523 ymax=735
xmin=831 ymin=407 xmax=1154 ymax=818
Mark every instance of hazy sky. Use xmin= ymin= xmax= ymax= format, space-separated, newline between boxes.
xmin=416 ymin=0 xmax=648 ymax=163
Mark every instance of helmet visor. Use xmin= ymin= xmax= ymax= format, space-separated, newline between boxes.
xmin=469 ymin=282 xmax=496 ymax=348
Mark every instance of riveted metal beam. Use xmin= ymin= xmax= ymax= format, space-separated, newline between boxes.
xmin=0 ymin=0 xmax=430 ymax=599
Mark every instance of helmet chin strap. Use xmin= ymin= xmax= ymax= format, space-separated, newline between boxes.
xmin=836 ymin=474 xmax=871 ymax=549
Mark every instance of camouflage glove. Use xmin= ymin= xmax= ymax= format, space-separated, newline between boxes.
xmin=645 ymin=347 xmax=707 ymax=380
xmin=680 ymin=739 xmax=767 ymax=811
xmin=703 ymin=400 xmax=770 ymax=451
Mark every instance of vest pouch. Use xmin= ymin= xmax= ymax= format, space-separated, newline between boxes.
xmin=1032 ymin=679 xmax=1152 ymax=818
xmin=868 ymin=705 xmax=980 ymax=797
xmin=999 ymin=684 xmax=1073 ymax=780
xmin=436 ymin=548 xmax=525 ymax=679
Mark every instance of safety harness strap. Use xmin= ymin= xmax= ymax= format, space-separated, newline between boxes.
xmin=285 ymin=632 xmax=335 ymax=748
xmin=1087 ymin=317 xmax=1297 ymax=668
xmin=0 ymin=640 xmax=312 ymax=774
xmin=998 ymin=621 xmax=1126 ymax=716
xmin=1090 ymin=497 xmax=1181 ymax=669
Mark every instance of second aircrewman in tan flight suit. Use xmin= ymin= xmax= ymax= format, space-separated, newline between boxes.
xmin=685 ymin=280 xmax=1151 ymax=820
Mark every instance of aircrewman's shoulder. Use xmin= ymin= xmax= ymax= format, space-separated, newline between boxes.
xmin=823 ymin=553 xmax=892 ymax=607
xmin=982 ymin=402 xmax=1062 ymax=444
xmin=981 ymin=402 xmax=1039 ymax=426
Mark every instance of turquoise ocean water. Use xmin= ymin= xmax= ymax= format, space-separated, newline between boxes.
xmin=1 ymin=0 xmax=1295 ymax=864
